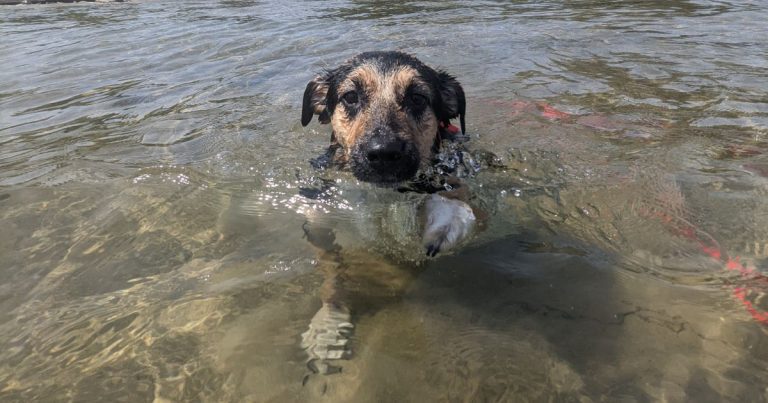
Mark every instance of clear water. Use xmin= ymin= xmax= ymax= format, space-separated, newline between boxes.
xmin=1 ymin=1 xmax=767 ymax=401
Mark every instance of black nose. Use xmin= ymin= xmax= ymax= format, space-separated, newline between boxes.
xmin=351 ymin=136 xmax=419 ymax=183
xmin=366 ymin=139 xmax=406 ymax=164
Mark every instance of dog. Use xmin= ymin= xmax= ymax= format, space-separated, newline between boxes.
xmin=298 ymin=51 xmax=479 ymax=375
xmin=301 ymin=51 xmax=477 ymax=255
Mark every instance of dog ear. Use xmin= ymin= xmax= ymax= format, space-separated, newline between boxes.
xmin=301 ymin=75 xmax=332 ymax=126
xmin=436 ymin=71 xmax=466 ymax=134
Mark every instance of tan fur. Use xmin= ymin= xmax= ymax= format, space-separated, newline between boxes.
xmin=341 ymin=63 xmax=381 ymax=95
xmin=331 ymin=63 xmax=439 ymax=165
xmin=331 ymin=107 xmax=368 ymax=157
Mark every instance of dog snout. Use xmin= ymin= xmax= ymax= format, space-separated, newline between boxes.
xmin=366 ymin=138 xmax=406 ymax=164
xmin=351 ymin=130 xmax=420 ymax=184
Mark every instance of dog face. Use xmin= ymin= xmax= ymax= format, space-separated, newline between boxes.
xmin=301 ymin=51 xmax=465 ymax=184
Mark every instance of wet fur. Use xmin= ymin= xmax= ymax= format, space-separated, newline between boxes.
xmin=299 ymin=51 xmax=474 ymax=376
xmin=302 ymin=51 xmax=465 ymax=183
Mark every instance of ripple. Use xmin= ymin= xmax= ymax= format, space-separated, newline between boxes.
xmin=2 ymin=0 xmax=768 ymax=400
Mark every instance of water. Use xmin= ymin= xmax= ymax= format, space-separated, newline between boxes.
xmin=1 ymin=1 xmax=767 ymax=401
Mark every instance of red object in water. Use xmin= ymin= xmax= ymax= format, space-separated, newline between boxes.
xmin=733 ymin=287 xmax=768 ymax=324
xmin=536 ymin=102 xmax=572 ymax=120
xmin=502 ymin=98 xmax=767 ymax=325
xmin=645 ymin=209 xmax=768 ymax=326
xmin=701 ymin=246 xmax=721 ymax=260
xmin=515 ymin=99 xmax=768 ymax=325
xmin=502 ymin=100 xmax=572 ymax=120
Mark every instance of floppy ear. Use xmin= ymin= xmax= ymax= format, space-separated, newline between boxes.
xmin=301 ymin=76 xmax=332 ymax=126
xmin=436 ymin=71 xmax=466 ymax=134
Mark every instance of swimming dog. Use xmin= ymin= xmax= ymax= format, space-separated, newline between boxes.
xmin=299 ymin=51 xmax=477 ymax=374
xmin=301 ymin=51 xmax=476 ymax=255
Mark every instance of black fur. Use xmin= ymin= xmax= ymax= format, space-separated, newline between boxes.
xmin=301 ymin=51 xmax=467 ymax=184
xmin=301 ymin=51 xmax=466 ymax=134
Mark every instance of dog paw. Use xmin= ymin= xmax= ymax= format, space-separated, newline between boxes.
xmin=422 ymin=194 xmax=476 ymax=257
xmin=301 ymin=303 xmax=354 ymax=374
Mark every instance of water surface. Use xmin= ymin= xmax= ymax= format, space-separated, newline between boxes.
xmin=1 ymin=1 xmax=768 ymax=401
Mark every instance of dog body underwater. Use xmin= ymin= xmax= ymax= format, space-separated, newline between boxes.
xmin=298 ymin=51 xmax=479 ymax=375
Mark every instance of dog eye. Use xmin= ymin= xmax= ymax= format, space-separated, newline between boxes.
xmin=341 ymin=91 xmax=359 ymax=105
xmin=410 ymin=93 xmax=428 ymax=107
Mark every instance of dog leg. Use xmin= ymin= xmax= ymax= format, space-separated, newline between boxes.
xmin=422 ymin=193 xmax=476 ymax=257
xmin=301 ymin=301 xmax=354 ymax=375
xmin=300 ymin=222 xmax=355 ymax=375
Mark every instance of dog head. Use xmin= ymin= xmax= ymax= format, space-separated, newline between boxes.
xmin=301 ymin=51 xmax=465 ymax=184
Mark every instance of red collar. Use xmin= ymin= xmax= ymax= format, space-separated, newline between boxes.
xmin=439 ymin=122 xmax=461 ymax=135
